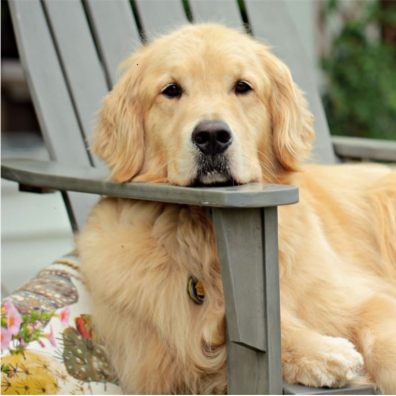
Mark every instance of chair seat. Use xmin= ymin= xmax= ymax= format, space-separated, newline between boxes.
xmin=283 ymin=382 xmax=377 ymax=395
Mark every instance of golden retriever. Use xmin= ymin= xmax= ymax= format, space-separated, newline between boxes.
xmin=78 ymin=24 xmax=396 ymax=394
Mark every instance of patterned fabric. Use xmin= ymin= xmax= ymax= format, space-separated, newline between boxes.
xmin=1 ymin=253 xmax=122 ymax=395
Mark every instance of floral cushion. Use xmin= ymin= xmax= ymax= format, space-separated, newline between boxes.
xmin=1 ymin=252 xmax=123 ymax=395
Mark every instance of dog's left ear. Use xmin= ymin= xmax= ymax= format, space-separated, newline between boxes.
xmin=260 ymin=48 xmax=315 ymax=171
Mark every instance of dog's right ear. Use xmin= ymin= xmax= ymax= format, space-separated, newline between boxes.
xmin=92 ymin=51 xmax=146 ymax=182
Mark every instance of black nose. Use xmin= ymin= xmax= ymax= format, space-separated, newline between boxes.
xmin=192 ymin=120 xmax=233 ymax=155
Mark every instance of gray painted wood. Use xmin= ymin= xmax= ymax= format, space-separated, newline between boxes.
xmin=8 ymin=0 xmax=89 ymax=166
xmin=245 ymin=0 xmax=336 ymax=165
xmin=85 ymin=0 xmax=141 ymax=86
xmin=189 ymin=0 xmax=243 ymax=29
xmin=212 ymin=207 xmax=282 ymax=394
xmin=283 ymin=383 xmax=377 ymax=395
xmin=1 ymin=159 xmax=299 ymax=208
xmin=8 ymin=0 xmax=98 ymax=230
xmin=135 ymin=0 xmax=189 ymax=41
xmin=332 ymin=136 xmax=396 ymax=162
xmin=262 ymin=207 xmax=282 ymax=393
xmin=212 ymin=209 xmax=267 ymax=351
xmin=43 ymin=0 xmax=108 ymax=166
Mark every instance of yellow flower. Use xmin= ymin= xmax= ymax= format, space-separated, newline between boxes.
xmin=1 ymin=351 xmax=59 ymax=395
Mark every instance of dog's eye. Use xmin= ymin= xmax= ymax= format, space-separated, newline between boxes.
xmin=234 ymin=80 xmax=252 ymax=95
xmin=161 ymin=83 xmax=183 ymax=99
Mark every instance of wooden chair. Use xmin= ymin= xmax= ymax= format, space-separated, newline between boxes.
xmin=3 ymin=0 xmax=395 ymax=394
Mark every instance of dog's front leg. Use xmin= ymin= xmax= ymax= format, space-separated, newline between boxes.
xmin=355 ymin=294 xmax=396 ymax=395
xmin=281 ymin=308 xmax=364 ymax=388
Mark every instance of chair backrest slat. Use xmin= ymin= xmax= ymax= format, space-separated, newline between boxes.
xmin=9 ymin=0 xmax=103 ymax=230
xmin=9 ymin=0 xmax=90 ymax=166
xmin=85 ymin=0 xmax=142 ymax=87
xmin=43 ymin=0 xmax=108 ymax=167
xmin=245 ymin=0 xmax=336 ymax=164
xmin=135 ymin=0 xmax=189 ymax=40
xmin=189 ymin=0 xmax=243 ymax=29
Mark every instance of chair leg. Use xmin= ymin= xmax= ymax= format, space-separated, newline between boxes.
xmin=212 ymin=207 xmax=282 ymax=395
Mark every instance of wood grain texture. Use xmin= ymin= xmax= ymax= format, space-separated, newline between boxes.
xmin=135 ymin=0 xmax=189 ymax=41
xmin=85 ymin=0 xmax=141 ymax=86
xmin=189 ymin=0 xmax=243 ymax=29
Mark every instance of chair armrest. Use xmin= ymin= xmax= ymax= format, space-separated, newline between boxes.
xmin=1 ymin=158 xmax=298 ymax=208
xmin=332 ymin=136 xmax=396 ymax=162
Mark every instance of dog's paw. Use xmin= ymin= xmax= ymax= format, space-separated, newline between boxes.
xmin=283 ymin=336 xmax=364 ymax=388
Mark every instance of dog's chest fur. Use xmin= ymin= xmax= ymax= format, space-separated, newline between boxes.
xmin=78 ymin=198 xmax=227 ymax=393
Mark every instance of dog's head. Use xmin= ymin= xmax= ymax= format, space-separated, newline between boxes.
xmin=93 ymin=24 xmax=314 ymax=186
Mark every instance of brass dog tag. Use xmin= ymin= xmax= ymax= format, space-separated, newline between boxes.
xmin=187 ymin=276 xmax=205 ymax=305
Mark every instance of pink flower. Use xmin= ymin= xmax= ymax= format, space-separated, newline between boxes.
xmin=1 ymin=327 xmax=12 ymax=350
xmin=46 ymin=324 xmax=57 ymax=347
xmin=58 ymin=306 xmax=70 ymax=326
xmin=4 ymin=301 xmax=22 ymax=336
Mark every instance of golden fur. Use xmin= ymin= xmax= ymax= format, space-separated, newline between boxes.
xmin=78 ymin=24 xmax=396 ymax=394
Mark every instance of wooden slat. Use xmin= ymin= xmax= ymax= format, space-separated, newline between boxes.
xmin=9 ymin=0 xmax=100 ymax=230
xmin=261 ymin=207 xmax=282 ymax=393
xmin=85 ymin=0 xmax=141 ymax=86
xmin=8 ymin=0 xmax=89 ymax=166
xmin=332 ymin=136 xmax=396 ymax=162
xmin=245 ymin=0 xmax=337 ymax=165
xmin=43 ymin=0 xmax=108 ymax=167
xmin=189 ymin=0 xmax=243 ymax=29
xmin=135 ymin=0 xmax=189 ymax=41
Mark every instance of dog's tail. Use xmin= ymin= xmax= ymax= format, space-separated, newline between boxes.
xmin=367 ymin=169 xmax=396 ymax=283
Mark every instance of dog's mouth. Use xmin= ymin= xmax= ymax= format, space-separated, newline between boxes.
xmin=190 ymin=154 xmax=239 ymax=187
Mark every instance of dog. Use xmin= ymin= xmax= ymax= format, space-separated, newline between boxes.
xmin=78 ymin=24 xmax=396 ymax=394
